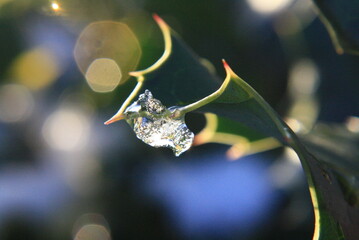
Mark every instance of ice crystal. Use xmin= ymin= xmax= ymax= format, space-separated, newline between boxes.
xmin=124 ymin=90 xmax=194 ymax=156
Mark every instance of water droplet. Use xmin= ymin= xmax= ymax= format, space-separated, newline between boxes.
xmin=125 ymin=90 xmax=194 ymax=156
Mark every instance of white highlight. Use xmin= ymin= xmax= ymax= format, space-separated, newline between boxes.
xmin=246 ymin=0 xmax=294 ymax=14
xmin=289 ymin=59 xmax=319 ymax=96
xmin=51 ymin=2 xmax=59 ymax=11
xmin=42 ymin=108 xmax=90 ymax=151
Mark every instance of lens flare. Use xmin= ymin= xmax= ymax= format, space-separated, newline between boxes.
xmin=51 ymin=2 xmax=60 ymax=11
xmin=74 ymin=21 xmax=141 ymax=91
xmin=85 ymin=58 xmax=122 ymax=93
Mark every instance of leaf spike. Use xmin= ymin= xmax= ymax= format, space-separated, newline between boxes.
xmin=130 ymin=14 xmax=171 ymax=77
xmin=104 ymin=113 xmax=125 ymax=125
xmin=152 ymin=13 xmax=167 ymax=28
xmin=222 ymin=59 xmax=237 ymax=78
xmin=222 ymin=59 xmax=229 ymax=68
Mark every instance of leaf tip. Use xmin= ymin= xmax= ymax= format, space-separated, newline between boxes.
xmin=222 ymin=59 xmax=237 ymax=78
xmin=129 ymin=71 xmax=140 ymax=77
xmin=104 ymin=114 xmax=125 ymax=125
xmin=335 ymin=46 xmax=344 ymax=55
xmin=222 ymin=59 xmax=229 ymax=68
xmin=152 ymin=13 xmax=166 ymax=26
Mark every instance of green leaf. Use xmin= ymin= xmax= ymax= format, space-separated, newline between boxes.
xmin=300 ymin=123 xmax=359 ymax=239
xmin=189 ymin=60 xmax=356 ymax=240
xmin=313 ymin=0 xmax=359 ymax=55
xmin=104 ymin=14 xmax=219 ymax=124
xmin=193 ymin=113 xmax=280 ymax=160
xmin=104 ymin=15 xmax=359 ymax=239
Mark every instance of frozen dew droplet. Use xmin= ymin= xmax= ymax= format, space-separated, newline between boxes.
xmin=124 ymin=90 xmax=194 ymax=156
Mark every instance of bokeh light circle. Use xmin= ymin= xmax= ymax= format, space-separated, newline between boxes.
xmin=74 ymin=21 xmax=141 ymax=92
xmin=85 ymin=58 xmax=122 ymax=92
xmin=0 ymin=84 xmax=34 ymax=122
xmin=42 ymin=108 xmax=90 ymax=151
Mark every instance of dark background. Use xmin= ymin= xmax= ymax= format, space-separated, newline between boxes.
xmin=0 ymin=0 xmax=358 ymax=239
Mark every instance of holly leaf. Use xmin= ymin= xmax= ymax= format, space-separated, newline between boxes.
xmin=193 ymin=113 xmax=281 ymax=160
xmin=104 ymin=14 xmax=219 ymax=124
xmin=313 ymin=0 xmax=359 ymax=55
xmin=104 ymin=15 xmax=359 ymax=239
xmin=300 ymin=123 xmax=359 ymax=238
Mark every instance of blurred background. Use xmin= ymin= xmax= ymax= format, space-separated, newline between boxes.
xmin=0 ymin=0 xmax=358 ymax=239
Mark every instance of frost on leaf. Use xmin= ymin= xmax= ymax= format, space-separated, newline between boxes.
xmin=124 ymin=90 xmax=194 ymax=156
